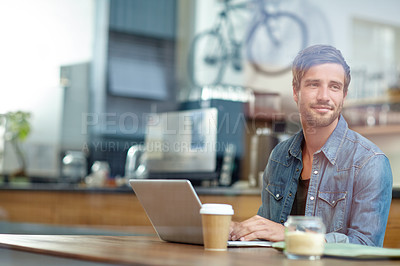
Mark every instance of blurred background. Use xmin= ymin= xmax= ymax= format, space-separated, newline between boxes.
xmin=0 ymin=0 xmax=400 ymax=188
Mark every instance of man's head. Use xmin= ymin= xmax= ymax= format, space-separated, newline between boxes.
xmin=292 ymin=45 xmax=350 ymax=131
xmin=292 ymin=45 xmax=351 ymax=95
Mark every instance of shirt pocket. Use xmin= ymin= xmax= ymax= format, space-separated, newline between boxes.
xmin=317 ymin=191 xmax=347 ymax=232
xmin=266 ymin=183 xmax=285 ymax=201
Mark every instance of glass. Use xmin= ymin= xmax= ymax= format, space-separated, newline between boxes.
xmin=284 ymin=216 xmax=326 ymax=260
xmin=84 ymin=161 xmax=110 ymax=187
xmin=61 ymin=151 xmax=87 ymax=183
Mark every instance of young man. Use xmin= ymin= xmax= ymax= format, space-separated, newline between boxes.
xmin=230 ymin=45 xmax=393 ymax=246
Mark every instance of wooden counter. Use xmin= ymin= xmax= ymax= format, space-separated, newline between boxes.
xmin=0 ymin=188 xmax=399 ymax=248
xmin=0 ymin=189 xmax=260 ymax=226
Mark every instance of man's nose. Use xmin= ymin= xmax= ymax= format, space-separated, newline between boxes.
xmin=316 ymin=85 xmax=330 ymax=102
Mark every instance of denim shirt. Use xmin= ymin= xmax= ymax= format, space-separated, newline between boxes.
xmin=257 ymin=115 xmax=393 ymax=246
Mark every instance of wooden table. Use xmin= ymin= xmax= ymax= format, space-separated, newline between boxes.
xmin=0 ymin=234 xmax=399 ymax=266
xmin=1 ymin=188 xmax=400 ymax=248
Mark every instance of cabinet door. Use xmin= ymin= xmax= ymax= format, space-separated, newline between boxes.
xmin=109 ymin=0 xmax=177 ymax=39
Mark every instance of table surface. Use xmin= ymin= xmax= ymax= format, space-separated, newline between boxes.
xmin=0 ymin=234 xmax=399 ymax=266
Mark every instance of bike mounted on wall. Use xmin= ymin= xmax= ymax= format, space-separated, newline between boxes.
xmin=188 ymin=0 xmax=308 ymax=87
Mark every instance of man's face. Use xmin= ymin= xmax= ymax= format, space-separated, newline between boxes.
xmin=293 ymin=63 xmax=347 ymax=130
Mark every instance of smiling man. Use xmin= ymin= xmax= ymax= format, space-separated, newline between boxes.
xmin=230 ymin=45 xmax=393 ymax=246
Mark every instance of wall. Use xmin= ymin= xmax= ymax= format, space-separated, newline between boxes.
xmin=0 ymin=0 xmax=94 ymax=177
xmin=191 ymin=0 xmax=400 ymax=112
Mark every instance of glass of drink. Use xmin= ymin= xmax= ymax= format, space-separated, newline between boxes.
xmin=284 ymin=216 xmax=326 ymax=260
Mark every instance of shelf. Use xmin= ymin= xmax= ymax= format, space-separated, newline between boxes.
xmin=345 ymin=93 xmax=400 ymax=107
xmin=351 ymin=124 xmax=400 ymax=136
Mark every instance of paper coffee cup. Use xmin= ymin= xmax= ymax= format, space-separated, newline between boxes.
xmin=200 ymin=204 xmax=234 ymax=251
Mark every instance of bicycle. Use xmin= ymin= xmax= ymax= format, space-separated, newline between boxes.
xmin=187 ymin=0 xmax=308 ymax=87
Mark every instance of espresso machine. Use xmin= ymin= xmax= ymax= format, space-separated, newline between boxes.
xmin=177 ymin=85 xmax=254 ymax=186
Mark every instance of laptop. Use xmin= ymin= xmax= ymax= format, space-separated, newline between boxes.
xmin=129 ymin=179 xmax=272 ymax=247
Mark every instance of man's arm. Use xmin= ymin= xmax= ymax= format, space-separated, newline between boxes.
xmin=229 ymin=215 xmax=284 ymax=242
xmin=229 ymin=146 xmax=289 ymax=242
xmin=326 ymin=154 xmax=392 ymax=246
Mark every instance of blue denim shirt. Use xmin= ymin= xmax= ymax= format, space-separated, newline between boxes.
xmin=257 ymin=115 xmax=393 ymax=246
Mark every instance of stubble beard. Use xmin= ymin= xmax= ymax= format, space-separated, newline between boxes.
xmin=300 ymin=101 xmax=343 ymax=132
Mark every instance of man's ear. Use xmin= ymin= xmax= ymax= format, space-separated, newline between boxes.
xmin=293 ymin=86 xmax=299 ymax=104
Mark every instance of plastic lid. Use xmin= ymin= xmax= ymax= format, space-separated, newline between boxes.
xmin=200 ymin=204 xmax=234 ymax=215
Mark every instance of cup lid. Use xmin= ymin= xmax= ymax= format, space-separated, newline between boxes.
xmin=200 ymin=203 xmax=234 ymax=215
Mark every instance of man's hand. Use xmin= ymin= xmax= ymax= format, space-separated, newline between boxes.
xmin=229 ymin=215 xmax=285 ymax=242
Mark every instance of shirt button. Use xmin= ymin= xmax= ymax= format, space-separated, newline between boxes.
xmin=313 ymin=170 xmax=319 ymax=175
xmin=332 ymin=200 xmax=335 ymax=204
xmin=276 ymin=194 xmax=280 ymax=198
xmin=310 ymin=196 xmax=315 ymax=201
xmin=289 ymin=193 xmax=292 ymax=196
xmin=280 ymin=220 xmax=284 ymax=224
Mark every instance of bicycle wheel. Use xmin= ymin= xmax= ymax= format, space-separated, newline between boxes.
xmin=188 ymin=30 xmax=227 ymax=87
xmin=246 ymin=12 xmax=308 ymax=76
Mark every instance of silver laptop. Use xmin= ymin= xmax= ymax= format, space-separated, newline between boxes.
xmin=129 ymin=179 xmax=272 ymax=247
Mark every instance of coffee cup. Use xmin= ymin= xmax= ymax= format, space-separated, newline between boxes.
xmin=200 ymin=204 xmax=234 ymax=251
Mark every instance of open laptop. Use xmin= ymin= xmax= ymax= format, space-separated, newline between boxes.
xmin=129 ymin=179 xmax=272 ymax=247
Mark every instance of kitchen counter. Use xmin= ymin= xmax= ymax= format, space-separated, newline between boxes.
xmin=0 ymin=183 xmax=262 ymax=229
xmin=1 ymin=181 xmax=400 ymax=198
xmin=0 ymin=180 xmax=262 ymax=196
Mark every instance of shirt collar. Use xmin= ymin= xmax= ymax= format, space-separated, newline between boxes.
xmin=321 ymin=114 xmax=348 ymax=165
xmin=289 ymin=130 xmax=304 ymax=160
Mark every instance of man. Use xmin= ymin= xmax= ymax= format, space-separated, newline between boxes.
xmin=230 ymin=44 xmax=393 ymax=246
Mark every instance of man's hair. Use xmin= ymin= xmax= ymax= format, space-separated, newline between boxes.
xmin=292 ymin=45 xmax=351 ymax=94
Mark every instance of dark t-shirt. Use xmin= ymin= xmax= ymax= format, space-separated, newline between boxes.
xmin=290 ymin=178 xmax=310 ymax=216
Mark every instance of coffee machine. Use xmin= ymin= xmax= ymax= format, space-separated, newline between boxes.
xmin=178 ymin=85 xmax=254 ymax=186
